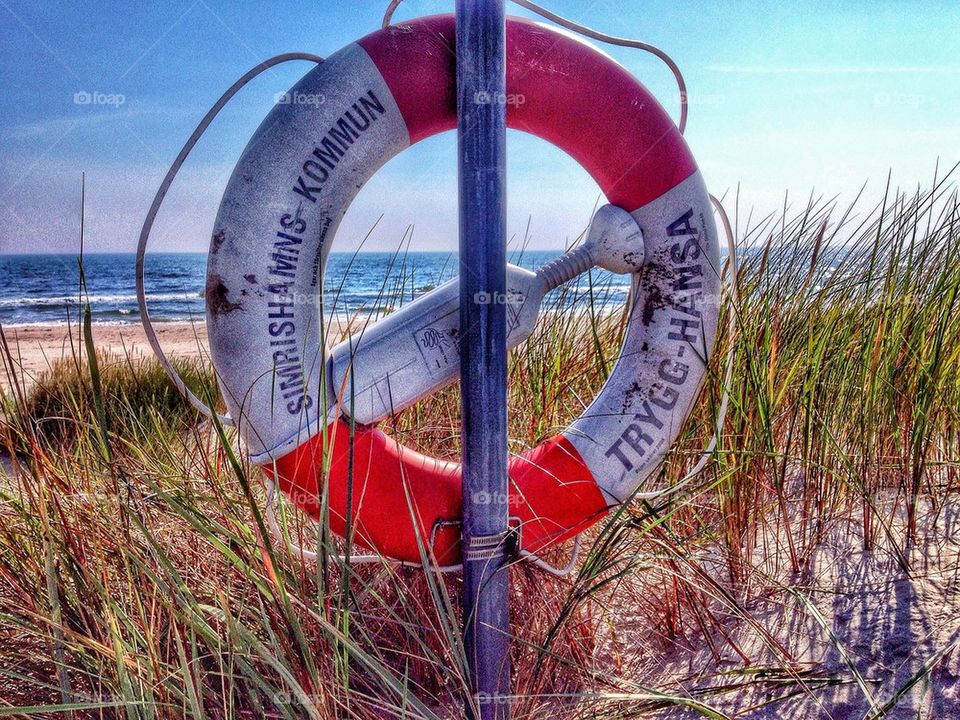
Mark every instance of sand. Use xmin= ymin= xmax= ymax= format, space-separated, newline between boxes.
xmin=0 ymin=322 xmax=209 ymax=390
xmin=651 ymin=499 xmax=960 ymax=719
xmin=3 ymin=323 xmax=958 ymax=718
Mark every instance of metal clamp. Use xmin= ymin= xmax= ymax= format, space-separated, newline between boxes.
xmin=433 ymin=515 xmax=583 ymax=578
xmin=267 ymin=484 xmax=582 ymax=578
xmin=463 ymin=530 xmax=511 ymax=563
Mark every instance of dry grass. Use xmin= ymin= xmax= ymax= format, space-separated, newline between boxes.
xmin=1 ymin=172 xmax=960 ymax=718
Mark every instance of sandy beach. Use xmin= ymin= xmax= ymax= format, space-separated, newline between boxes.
xmin=0 ymin=322 xmax=209 ymax=390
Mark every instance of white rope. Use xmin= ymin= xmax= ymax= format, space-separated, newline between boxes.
xmin=135 ymin=53 xmax=324 ymax=426
xmin=382 ymin=0 xmax=742 ymax=571
xmin=264 ymin=480 xmax=465 ymax=572
xmin=382 ymin=0 xmax=688 ymax=132
xmin=264 ymin=480 xmax=384 ymax=565
xmin=151 ymin=4 xmax=737 ymax=576
xmin=632 ymin=195 xmax=738 ymax=501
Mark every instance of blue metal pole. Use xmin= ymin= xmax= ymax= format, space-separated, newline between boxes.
xmin=456 ymin=1 xmax=510 ymax=718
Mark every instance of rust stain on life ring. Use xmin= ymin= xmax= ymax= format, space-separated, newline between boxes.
xmin=206 ymin=274 xmax=243 ymax=316
xmin=640 ymin=269 xmax=669 ymax=326
xmin=211 ymin=229 xmax=226 ymax=254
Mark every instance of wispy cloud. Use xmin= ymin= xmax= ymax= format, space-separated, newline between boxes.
xmin=707 ymin=64 xmax=960 ymax=75
xmin=6 ymin=106 xmax=194 ymax=141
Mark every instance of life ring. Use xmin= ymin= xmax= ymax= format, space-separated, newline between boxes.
xmin=205 ymin=15 xmax=720 ymax=567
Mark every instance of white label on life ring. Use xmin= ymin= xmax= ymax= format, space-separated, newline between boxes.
xmin=206 ymin=43 xmax=410 ymax=463
xmin=565 ymin=172 xmax=720 ymax=503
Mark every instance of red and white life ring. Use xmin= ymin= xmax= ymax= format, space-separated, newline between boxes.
xmin=205 ymin=15 xmax=720 ymax=567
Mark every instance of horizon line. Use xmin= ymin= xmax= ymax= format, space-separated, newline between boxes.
xmin=0 ymin=248 xmax=571 ymax=257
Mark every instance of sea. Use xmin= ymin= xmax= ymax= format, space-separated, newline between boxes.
xmin=0 ymin=252 xmax=631 ymax=326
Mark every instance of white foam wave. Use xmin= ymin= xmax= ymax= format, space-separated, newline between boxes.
xmin=0 ymin=292 xmax=201 ymax=308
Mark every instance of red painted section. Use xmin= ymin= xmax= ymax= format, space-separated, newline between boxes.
xmin=357 ymin=14 xmax=697 ymax=211
xmin=505 ymin=435 xmax=611 ymax=554
xmin=357 ymin=17 xmax=457 ymax=145
xmin=267 ymin=16 xmax=700 ymax=565
xmin=268 ymin=420 xmax=608 ymax=566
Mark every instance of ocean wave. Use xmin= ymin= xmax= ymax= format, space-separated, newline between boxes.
xmin=0 ymin=319 xmax=142 ymax=327
xmin=0 ymin=292 xmax=202 ymax=308
xmin=0 ymin=252 xmax=634 ymax=325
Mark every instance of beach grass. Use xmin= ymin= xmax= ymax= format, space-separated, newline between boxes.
xmin=10 ymin=352 xmax=218 ymax=449
xmin=1 ymin=171 xmax=960 ymax=718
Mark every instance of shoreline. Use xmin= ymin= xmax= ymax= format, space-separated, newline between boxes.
xmin=0 ymin=307 xmax=620 ymax=392
xmin=0 ymin=321 xmax=209 ymax=391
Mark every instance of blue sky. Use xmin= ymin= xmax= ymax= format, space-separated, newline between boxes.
xmin=0 ymin=0 xmax=957 ymax=254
